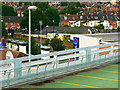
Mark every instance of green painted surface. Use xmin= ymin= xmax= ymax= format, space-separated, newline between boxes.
xmin=20 ymin=64 xmax=119 ymax=89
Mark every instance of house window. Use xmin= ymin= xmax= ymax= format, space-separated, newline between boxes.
xmin=67 ymin=23 xmax=69 ymax=25
xmin=103 ymin=16 xmax=104 ymax=19
xmin=114 ymin=23 xmax=116 ymax=26
xmin=87 ymin=16 xmax=90 ymax=19
xmin=11 ymin=23 xmax=13 ymax=25
xmin=95 ymin=16 xmax=98 ymax=19
xmin=80 ymin=16 xmax=83 ymax=19
xmin=91 ymin=22 xmax=93 ymax=25
xmin=62 ymin=22 xmax=64 ymax=25
xmin=64 ymin=16 xmax=67 ymax=20
xmin=72 ymin=17 xmax=75 ymax=20
xmin=71 ymin=22 xmax=73 ymax=25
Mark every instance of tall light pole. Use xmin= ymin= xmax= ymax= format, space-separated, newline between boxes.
xmin=46 ymin=25 xmax=48 ymax=38
xmin=52 ymin=20 xmax=54 ymax=38
xmin=28 ymin=6 xmax=37 ymax=63
xmin=39 ymin=20 xmax=42 ymax=46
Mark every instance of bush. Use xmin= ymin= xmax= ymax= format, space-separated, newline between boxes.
xmin=50 ymin=38 xmax=65 ymax=51
xmin=43 ymin=39 xmax=50 ymax=46
xmin=27 ymin=37 xmax=40 ymax=55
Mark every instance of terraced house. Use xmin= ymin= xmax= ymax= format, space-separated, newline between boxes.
xmin=59 ymin=13 xmax=119 ymax=30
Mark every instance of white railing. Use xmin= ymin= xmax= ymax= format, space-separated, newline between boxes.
xmin=0 ymin=42 xmax=119 ymax=88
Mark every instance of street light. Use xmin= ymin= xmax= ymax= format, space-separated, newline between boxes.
xmin=28 ymin=6 xmax=37 ymax=63
xmin=39 ymin=20 xmax=42 ymax=47
xmin=46 ymin=25 xmax=48 ymax=38
xmin=52 ymin=20 xmax=54 ymax=38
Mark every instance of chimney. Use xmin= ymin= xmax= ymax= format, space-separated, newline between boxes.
xmin=1 ymin=36 xmax=6 ymax=46
xmin=17 ymin=3 xmax=19 ymax=8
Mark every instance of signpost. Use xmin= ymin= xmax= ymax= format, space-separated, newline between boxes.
xmin=73 ymin=37 xmax=79 ymax=60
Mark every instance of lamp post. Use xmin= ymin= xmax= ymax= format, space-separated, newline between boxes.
xmin=39 ymin=20 xmax=42 ymax=46
xmin=52 ymin=20 xmax=54 ymax=38
xmin=46 ymin=25 xmax=48 ymax=38
xmin=28 ymin=6 xmax=37 ymax=63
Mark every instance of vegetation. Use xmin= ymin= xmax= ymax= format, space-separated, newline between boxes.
xmin=20 ymin=8 xmax=50 ymax=32
xmin=64 ymin=25 xmax=69 ymax=27
xmin=59 ymin=4 xmax=80 ymax=14
xmin=20 ymin=2 xmax=60 ymax=32
xmin=2 ymin=21 xmax=8 ymax=38
xmin=50 ymin=38 xmax=65 ymax=51
xmin=2 ymin=5 xmax=17 ymax=16
xmin=61 ymin=2 xmax=68 ymax=6
xmin=43 ymin=39 xmax=50 ymax=46
xmin=95 ymin=24 xmax=104 ymax=29
xmin=45 ymin=7 xmax=60 ymax=26
xmin=27 ymin=37 xmax=40 ymax=55
xmin=43 ymin=38 xmax=65 ymax=51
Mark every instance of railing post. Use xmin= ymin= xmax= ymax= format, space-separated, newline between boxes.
xmin=86 ymin=49 xmax=91 ymax=62
xmin=54 ymin=55 xmax=58 ymax=68
xmin=14 ymin=61 xmax=22 ymax=77
xmin=110 ymin=45 xmax=114 ymax=56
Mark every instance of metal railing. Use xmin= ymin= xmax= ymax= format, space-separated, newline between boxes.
xmin=0 ymin=42 xmax=119 ymax=88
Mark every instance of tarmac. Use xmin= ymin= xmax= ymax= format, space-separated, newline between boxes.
xmin=20 ymin=63 xmax=119 ymax=89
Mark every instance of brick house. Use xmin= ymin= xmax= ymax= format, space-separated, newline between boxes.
xmin=59 ymin=14 xmax=78 ymax=27
xmin=2 ymin=16 xmax=23 ymax=31
xmin=107 ymin=15 xmax=118 ymax=29
xmin=16 ymin=6 xmax=28 ymax=17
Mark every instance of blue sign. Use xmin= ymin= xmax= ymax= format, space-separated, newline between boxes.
xmin=73 ymin=37 xmax=79 ymax=60
xmin=73 ymin=37 xmax=79 ymax=49
xmin=0 ymin=43 xmax=7 ymax=50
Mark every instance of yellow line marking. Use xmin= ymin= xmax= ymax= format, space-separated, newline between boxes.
xmin=20 ymin=87 xmax=25 ymax=88
xmin=76 ymin=75 xmax=120 ymax=81
xmin=56 ymin=81 xmax=100 ymax=88
xmin=109 ymin=64 xmax=120 ymax=67
xmin=97 ymin=70 xmax=119 ymax=74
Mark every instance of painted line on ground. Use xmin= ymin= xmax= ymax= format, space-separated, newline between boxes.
xmin=76 ymin=75 xmax=120 ymax=81
xmin=56 ymin=81 xmax=100 ymax=88
xmin=97 ymin=70 xmax=119 ymax=74
xmin=108 ymin=64 xmax=120 ymax=67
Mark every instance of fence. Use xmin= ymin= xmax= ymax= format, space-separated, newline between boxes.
xmin=0 ymin=42 xmax=119 ymax=88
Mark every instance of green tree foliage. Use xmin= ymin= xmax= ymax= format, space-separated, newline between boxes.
xmin=50 ymin=38 xmax=65 ymax=51
xmin=2 ymin=5 xmax=17 ymax=16
xmin=37 ymin=2 xmax=50 ymax=12
xmin=43 ymin=39 xmax=50 ymax=46
xmin=76 ymin=2 xmax=80 ymax=8
xmin=61 ymin=2 xmax=68 ymax=6
xmin=45 ymin=7 xmax=60 ymax=26
xmin=27 ymin=37 xmax=40 ymax=55
xmin=20 ymin=8 xmax=50 ymax=32
xmin=2 ymin=21 xmax=8 ymax=38
xmin=20 ymin=3 xmax=60 ymax=31
xmin=95 ymin=24 xmax=104 ymax=29
xmin=59 ymin=3 xmax=80 ymax=14
xmin=64 ymin=25 xmax=69 ymax=27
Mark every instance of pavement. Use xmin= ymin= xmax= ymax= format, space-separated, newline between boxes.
xmin=20 ymin=63 xmax=119 ymax=89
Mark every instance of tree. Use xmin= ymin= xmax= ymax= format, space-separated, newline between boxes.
xmin=76 ymin=2 xmax=80 ymax=8
xmin=43 ymin=39 xmax=50 ymax=46
xmin=61 ymin=2 xmax=68 ymax=6
xmin=2 ymin=5 xmax=17 ymax=16
xmin=27 ymin=37 xmax=40 ymax=55
xmin=37 ymin=2 xmax=50 ymax=12
xmin=50 ymin=38 xmax=65 ymax=51
xmin=59 ymin=4 xmax=80 ymax=14
xmin=64 ymin=25 xmax=69 ymax=27
xmin=95 ymin=24 xmax=104 ymax=29
xmin=2 ymin=21 xmax=8 ymax=38
xmin=45 ymin=7 xmax=60 ymax=26
xmin=20 ymin=8 xmax=50 ymax=32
